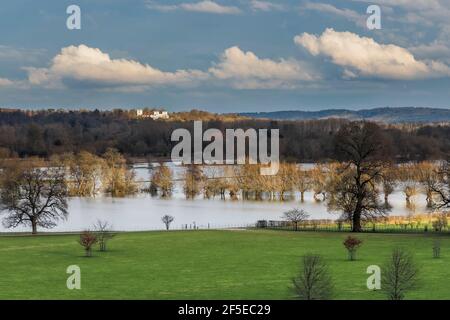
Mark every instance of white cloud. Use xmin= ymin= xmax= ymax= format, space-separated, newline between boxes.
xmin=0 ymin=45 xmax=46 ymax=63
xmin=0 ymin=77 xmax=13 ymax=87
xmin=250 ymin=0 xmax=285 ymax=12
xmin=25 ymin=45 xmax=208 ymax=90
xmin=410 ymin=41 xmax=450 ymax=64
xmin=300 ymin=2 xmax=365 ymax=27
xmin=25 ymin=44 xmax=318 ymax=91
xmin=294 ymin=28 xmax=450 ymax=80
xmin=209 ymin=46 xmax=318 ymax=89
xmin=146 ymin=1 xmax=241 ymax=14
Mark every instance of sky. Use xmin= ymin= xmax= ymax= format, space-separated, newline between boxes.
xmin=0 ymin=0 xmax=450 ymax=112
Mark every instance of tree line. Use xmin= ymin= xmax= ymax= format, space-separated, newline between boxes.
xmin=0 ymin=109 xmax=449 ymax=162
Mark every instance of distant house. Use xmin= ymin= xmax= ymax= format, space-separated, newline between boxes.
xmin=150 ymin=111 xmax=169 ymax=120
xmin=134 ymin=108 xmax=169 ymax=120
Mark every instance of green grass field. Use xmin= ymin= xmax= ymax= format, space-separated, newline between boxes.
xmin=0 ymin=229 xmax=449 ymax=300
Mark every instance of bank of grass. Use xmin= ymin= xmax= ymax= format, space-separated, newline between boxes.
xmin=0 ymin=229 xmax=449 ymax=299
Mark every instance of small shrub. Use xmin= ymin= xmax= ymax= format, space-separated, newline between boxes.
xmin=79 ymin=230 xmax=97 ymax=257
xmin=343 ymin=236 xmax=363 ymax=261
xmin=292 ymin=254 xmax=333 ymax=300
xmin=94 ymin=220 xmax=115 ymax=252
xmin=433 ymin=240 xmax=441 ymax=259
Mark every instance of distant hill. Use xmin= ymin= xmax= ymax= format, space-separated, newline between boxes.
xmin=239 ymin=107 xmax=450 ymax=123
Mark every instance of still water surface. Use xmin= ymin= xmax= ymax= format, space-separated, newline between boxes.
xmin=0 ymin=164 xmax=430 ymax=232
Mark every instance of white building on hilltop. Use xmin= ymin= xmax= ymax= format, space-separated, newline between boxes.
xmin=150 ymin=111 xmax=169 ymax=120
xmin=134 ymin=109 xmax=169 ymax=120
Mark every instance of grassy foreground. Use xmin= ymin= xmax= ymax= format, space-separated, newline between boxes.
xmin=0 ymin=229 xmax=450 ymax=300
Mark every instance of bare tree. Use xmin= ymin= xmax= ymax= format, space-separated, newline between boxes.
xmin=330 ymin=122 xmax=391 ymax=232
xmin=282 ymin=208 xmax=309 ymax=231
xmin=161 ymin=214 xmax=175 ymax=230
xmin=382 ymin=249 xmax=419 ymax=300
xmin=94 ymin=220 xmax=115 ymax=251
xmin=293 ymin=254 xmax=333 ymax=300
xmin=0 ymin=162 xmax=68 ymax=234
xmin=432 ymin=161 xmax=450 ymax=209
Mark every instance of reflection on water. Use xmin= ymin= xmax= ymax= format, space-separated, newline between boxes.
xmin=0 ymin=164 xmax=434 ymax=232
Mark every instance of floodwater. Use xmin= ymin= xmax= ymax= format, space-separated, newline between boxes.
xmin=0 ymin=163 xmax=432 ymax=232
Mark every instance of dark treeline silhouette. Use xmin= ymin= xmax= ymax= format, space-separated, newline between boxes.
xmin=0 ymin=109 xmax=448 ymax=162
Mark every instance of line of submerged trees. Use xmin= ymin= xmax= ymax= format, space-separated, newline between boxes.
xmin=0 ymin=122 xmax=449 ymax=233
xmin=147 ymin=122 xmax=450 ymax=232
xmin=149 ymin=160 xmax=448 ymax=206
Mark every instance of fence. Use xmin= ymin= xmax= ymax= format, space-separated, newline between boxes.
xmin=255 ymin=220 xmax=450 ymax=234
xmin=1 ymin=220 xmax=449 ymax=236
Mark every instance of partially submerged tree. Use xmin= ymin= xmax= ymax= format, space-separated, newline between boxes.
xmin=293 ymin=254 xmax=333 ymax=300
xmin=0 ymin=161 xmax=68 ymax=234
xmin=79 ymin=230 xmax=97 ymax=257
xmin=161 ymin=214 xmax=175 ymax=230
xmin=329 ymin=122 xmax=391 ymax=232
xmin=150 ymin=162 xmax=174 ymax=197
xmin=94 ymin=220 xmax=115 ymax=251
xmin=417 ymin=162 xmax=440 ymax=208
xmin=381 ymin=166 xmax=397 ymax=206
xmin=295 ymin=166 xmax=310 ymax=202
xmin=382 ymin=249 xmax=419 ymax=300
xmin=63 ymin=151 xmax=104 ymax=197
xmin=282 ymin=208 xmax=309 ymax=231
xmin=102 ymin=148 xmax=137 ymax=197
xmin=310 ymin=164 xmax=326 ymax=201
xmin=183 ymin=164 xmax=204 ymax=199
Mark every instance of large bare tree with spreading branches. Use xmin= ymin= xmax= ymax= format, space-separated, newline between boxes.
xmin=328 ymin=122 xmax=391 ymax=232
xmin=0 ymin=162 xmax=68 ymax=234
xmin=282 ymin=208 xmax=309 ymax=231
xmin=432 ymin=160 xmax=450 ymax=210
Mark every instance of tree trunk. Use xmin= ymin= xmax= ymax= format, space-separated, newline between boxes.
xmin=352 ymin=211 xmax=362 ymax=232
xmin=31 ymin=220 xmax=38 ymax=235
xmin=300 ymin=192 xmax=305 ymax=202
